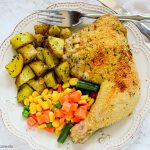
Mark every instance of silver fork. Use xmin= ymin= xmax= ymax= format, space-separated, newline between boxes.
xmin=37 ymin=10 xmax=150 ymax=27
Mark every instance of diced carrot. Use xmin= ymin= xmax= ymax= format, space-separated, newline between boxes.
xmin=43 ymin=110 xmax=51 ymax=115
xmin=37 ymin=115 xmax=46 ymax=125
xmin=59 ymin=118 xmax=65 ymax=124
xmin=57 ymin=84 xmax=63 ymax=92
xmin=27 ymin=117 xmax=37 ymax=127
xmin=71 ymin=117 xmax=81 ymax=123
xmin=90 ymin=92 xmax=98 ymax=98
xmin=31 ymin=114 xmax=37 ymax=122
xmin=69 ymin=91 xmax=81 ymax=103
xmin=61 ymin=101 xmax=71 ymax=112
xmin=44 ymin=127 xmax=55 ymax=132
xmin=54 ymin=108 xmax=61 ymax=118
xmin=60 ymin=109 xmax=66 ymax=117
xmin=59 ymin=93 xmax=70 ymax=104
xmin=43 ymin=114 xmax=50 ymax=123
xmin=80 ymin=104 xmax=90 ymax=110
xmin=70 ymin=103 xmax=78 ymax=111
xmin=74 ymin=107 xmax=87 ymax=120
xmin=65 ymin=111 xmax=74 ymax=121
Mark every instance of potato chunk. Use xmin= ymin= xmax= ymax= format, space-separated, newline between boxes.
xmin=60 ymin=28 xmax=72 ymax=39
xmin=5 ymin=54 xmax=23 ymax=78
xmin=10 ymin=32 xmax=34 ymax=50
xmin=17 ymin=44 xmax=37 ymax=64
xmin=29 ymin=61 xmax=48 ymax=77
xmin=48 ymin=36 xmax=64 ymax=58
xmin=34 ymin=24 xmax=49 ymax=35
xmin=36 ymin=47 xmax=44 ymax=61
xmin=42 ymin=48 xmax=59 ymax=69
xmin=34 ymin=34 xmax=45 ymax=47
xmin=48 ymin=25 xmax=61 ymax=36
xmin=55 ymin=61 xmax=70 ymax=82
xmin=44 ymin=71 xmax=57 ymax=88
xmin=28 ymin=78 xmax=46 ymax=94
xmin=17 ymin=84 xmax=33 ymax=103
xmin=16 ymin=65 xmax=35 ymax=87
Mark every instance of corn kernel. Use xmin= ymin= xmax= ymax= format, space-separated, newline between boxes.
xmin=55 ymin=128 xmax=61 ymax=136
xmin=38 ymin=124 xmax=46 ymax=129
xmin=49 ymin=112 xmax=55 ymax=122
xmin=32 ymin=91 xmax=39 ymax=98
xmin=78 ymin=99 xmax=87 ymax=104
xmin=63 ymin=88 xmax=72 ymax=94
xmin=36 ymin=104 xmax=42 ymax=112
xmin=41 ymin=88 xmax=49 ymax=97
xmin=88 ymin=98 xmax=95 ymax=106
xmin=47 ymin=99 xmax=52 ymax=108
xmin=52 ymin=120 xmax=59 ymax=128
xmin=57 ymin=123 xmax=65 ymax=131
xmin=69 ymin=78 xmax=78 ymax=86
xmin=36 ymin=111 xmax=42 ymax=117
xmin=81 ymin=95 xmax=89 ymax=101
xmin=24 ymin=98 xmax=29 ymax=106
xmin=29 ymin=96 xmax=33 ymax=103
xmin=41 ymin=101 xmax=49 ymax=110
xmin=77 ymin=90 xmax=82 ymax=96
xmin=62 ymin=82 xmax=70 ymax=89
xmin=30 ymin=103 xmax=36 ymax=114
xmin=35 ymin=95 xmax=42 ymax=100
xmin=51 ymin=91 xmax=59 ymax=103
xmin=43 ymin=94 xmax=52 ymax=101
xmin=33 ymin=98 xmax=38 ymax=103
xmin=37 ymin=99 xmax=43 ymax=105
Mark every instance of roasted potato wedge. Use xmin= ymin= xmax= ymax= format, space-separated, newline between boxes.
xmin=17 ymin=44 xmax=37 ymax=64
xmin=16 ymin=65 xmax=35 ymax=87
xmin=17 ymin=84 xmax=33 ymax=103
xmin=5 ymin=54 xmax=23 ymax=78
xmin=42 ymin=48 xmax=59 ymax=69
xmin=34 ymin=24 xmax=49 ymax=35
xmin=48 ymin=36 xmax=64 ymax=58
xmin=36 ymin=47 xmax=44 ymax=61
xmin=34 ymin=34 xmax=45 ymax=47
xmin=44 ymin=71 xmax=57 ymax=88
xmin=60 ymin=28 xmax=72 ymax=39
xmin=55 ymin=61 xmax=70 ymax=82
xmin=10 ymin=32 xmax=34 ymax=50
xmin=48 ymin=25 xmax=61 ymax=36
xmin=28 ymin=78 xmax=46 ymax=94
xmin=43 ymin=38 xmax=49 ymax=48
xmin=29 ymin=61 xmax=48 ymax=77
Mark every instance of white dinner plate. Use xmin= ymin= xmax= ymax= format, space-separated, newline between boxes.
xmin=0 ymin=2 xmax=150 ymax=150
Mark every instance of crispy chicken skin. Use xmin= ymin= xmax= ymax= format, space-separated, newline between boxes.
xmin=64 ymin=14 xmax=140 ymax=143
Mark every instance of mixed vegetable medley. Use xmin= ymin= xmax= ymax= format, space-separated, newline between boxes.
xmin=5 ymin=24 xmax=99 ymax=143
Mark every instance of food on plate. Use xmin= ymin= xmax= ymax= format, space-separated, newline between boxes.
xmin=16 ymin=65 xmax=35 ymax=87
xmin=55 ymin=61 xmax=70 ymax=82
xmin=27 ymin=78 xmax=46 ymax=94
xmin=10 ymin=32 xmax=34 ymax=49
xmin=5 ymin=54 xmax=23 ymax=78
xmin=5 ymin=13 xmax=140 ymax=144
xmin=44 ymin=71 xmax=57 ymax=88
xmin=42 ymin=48 xmax=59 ymax=69
xmin=17 ymin=44 xmax=37 ymax=64
xmin=34 ymin=24 xmax=49 ymax=35
xmin=65 ymin=14 xmax=140 ymax=143
xmin=17 ymin=84 xmax=34 ymax=103
xmin=29 ymin=61 xmax=48 ymax=77
xmin=34 ymin=34 xmax=45 ymax=47
xmin=48 ymin=36 xmax=64 ymax=58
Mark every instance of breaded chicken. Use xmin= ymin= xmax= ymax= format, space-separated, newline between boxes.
xmin=64 ymin=14 xmax=140 ymax=143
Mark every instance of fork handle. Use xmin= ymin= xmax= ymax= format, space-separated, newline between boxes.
xmin=82 ymin=13 xmax=150 ymax=22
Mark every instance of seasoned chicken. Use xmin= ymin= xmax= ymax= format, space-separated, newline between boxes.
xmin=64 ymin=14 xmax=140 ymax=143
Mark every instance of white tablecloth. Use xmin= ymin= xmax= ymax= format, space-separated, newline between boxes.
xmin=0 ymin=0 xmax=150 ymax=149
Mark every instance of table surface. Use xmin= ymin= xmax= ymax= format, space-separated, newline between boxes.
xmin=0 ymin=0 xmax=150 ymax=149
